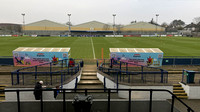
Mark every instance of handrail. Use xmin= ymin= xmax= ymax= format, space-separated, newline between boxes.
xmin=11 ymin=59 xmax=83 ymax=86
xmin=97 ymin=59 xmax=168 ymax=84
xmin=0 ymin=88 xmax=194 ymax=112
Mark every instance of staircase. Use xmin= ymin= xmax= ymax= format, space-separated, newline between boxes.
xmin=173 ymin=84 xmax=188 ymax=99
xmin=0 ymin=85 xmax=6 ymax=102
xmin=76 ymin=65 xmax=104 ymax=92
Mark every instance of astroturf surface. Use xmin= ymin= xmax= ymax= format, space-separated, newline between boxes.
xmin=0 ymin=36 xmax=200 ymax=59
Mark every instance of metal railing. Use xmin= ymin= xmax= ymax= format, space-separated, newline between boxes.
xmin=11 ymin=59 xmax=83 ymax=87
xmin=0 ymin=88 xmax=194 ymax=112
xmin=182 ymin=69 xmax=200 ymax=84
xmin=97 ymin=59 xmax=168 ymax=87
xmin=163 ymin=56 xmax=200 ymax=65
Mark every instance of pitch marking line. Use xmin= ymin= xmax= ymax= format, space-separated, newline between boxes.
xmin=91 ymin=37 xmax=96 ymax=59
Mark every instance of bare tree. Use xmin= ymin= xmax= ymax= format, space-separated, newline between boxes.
xmin=161 ymin=22 xmax=168 ymax=28
xmin=193 ymin=17 xmax=200 ymax=24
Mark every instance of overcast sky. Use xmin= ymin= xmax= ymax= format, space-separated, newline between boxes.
xmin=0 ymin=0 xmax=200 ymax=25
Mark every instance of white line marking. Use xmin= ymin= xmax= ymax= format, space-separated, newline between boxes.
xmin=91 ymin=37 xmax=96 ymax=59
xmin=117 ymin=48 xmax=120 ymax=52
xmin=126 ymin=48 xmax=129 ymax=52
xmin=49 ymin=48 xmax=54 ymax=52
xmin=31 ymin=48 xmax=36 ymax=51
xmin=40 ymin=48 xmax=45 ymax=52
xmin=22 ymin=48 xmax=28 ymax=51
xmin=134 ymin=48 xmax=138 ymax=53
xmin=142 ymin=48 xmax=146 ymax=53
xmin=150 ymin=48 xmax=155 ymax=53
xmin=59 ymin=48 xmax=62 ymax=52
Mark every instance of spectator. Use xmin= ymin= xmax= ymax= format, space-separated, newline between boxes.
xmin=54 ymin=86 xmax=60 ymax=99
xmin=69 ymin=58 xmax=75 ymax=67
xmin=33 ymin=81 xmax=43 ymax=100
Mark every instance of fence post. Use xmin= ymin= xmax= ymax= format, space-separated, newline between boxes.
xmin=182 ymin=69 xmax=185 ymax=83
xmin=117 ymin=71 xmax=119 ymax=91
xmin=11 ymin=73 xmax=14 ymax=85
xmin=171 ymin=95 xmax=175 ymax=112
xmin=61 ymin=72 xmax=63 ymax=88
xmin=128 ymin=89 xmax=132 ymax=112
xmin=149 ymin=90 xmax=153 ymax=112
xmin=40 ymin=90 xmax=43 ymax=112
xmin=17 ymin=70 xmax=19 ymax=85
xmin=63 ymin=89 xmax=66 ymax=112
xmin=161 ymin=69 xmax=164 ymax=83
xmin=35 ymin=66 xmax=37 ymax=83
xmin=85 ymin=89 xmax=88 ymax=96
xmin=141 ymin=66 xmax=144 ymax=81
xmin=75 ymin=77 xmax=78 ymax=92
xmin=107 ymin=89 xmax=111 ymax=112
xmin=104 ymin=77 xmax=106 ymax=92
xmin=120 ymin=61 xmax=122 ymax=70
xmin=17 ymin=90 xmax=21 ymax=112
xmin=22 ymin=73 xmax=24 ymax=85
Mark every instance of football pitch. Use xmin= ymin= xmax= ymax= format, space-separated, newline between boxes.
xmin=0 ymin=36 xmax=200 ymax=59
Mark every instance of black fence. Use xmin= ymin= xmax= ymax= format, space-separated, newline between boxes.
xmin=163 ymin=56 xmax=200 ymax=65
xmin=11 ymin=59 xmax=83 ymax=87
xmin=0 ymin=88 xmax=194 ymax=112
xmin=0 ymin=56 xmax=13 ymax=65
xmin=97 ymin=59 xmax=168 ymax=87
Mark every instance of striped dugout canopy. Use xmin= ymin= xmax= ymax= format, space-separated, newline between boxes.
xmin=110 ymin=48 xmax=163 ymax=53
xmin=13 ymin=47 xmax=70 ymax=52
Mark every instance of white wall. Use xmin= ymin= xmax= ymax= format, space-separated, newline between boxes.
xmin=62 ymin=70 xmax=82 ymax=90
xmin=97 ymin=72 xmax=173 ymax=99
xmin=180 ymin=82 xmax=200 ymax=99
xmin=97 ymin=72 xmax=117 ymax=89
xmin=118 ymin=85 xmax=172 ymax=99
xmin=5 ymin=88 xmax=54 ymax=101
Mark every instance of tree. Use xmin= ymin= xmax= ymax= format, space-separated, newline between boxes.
xmin=115 ymin=24 xmax=124 ymax=34
xmin=130 ymin=20 xmax=137 ymax=24
xmin=193 ymin=17 xmax=200 ymax=24
xmin=169 ymin=20 xmax=185 ymax=28
xmin=161 ymin=22 xmax=168 ymax=28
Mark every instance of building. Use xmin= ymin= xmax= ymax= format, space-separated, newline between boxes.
xmin=121 ymin=22 xmax=165 ymax=35
xmin=0 ymin=23 xmax=21 ymax=35
xmin=21 ymin=20 xmax=166 ymax=36
xmin=71 ymin=21 xmax=113 ymax=37
xmin=23 ymin=20 xmax=68 ymax=36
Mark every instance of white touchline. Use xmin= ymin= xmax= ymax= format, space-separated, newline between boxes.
xmin=91 ymin=37 xmax=96 ymax=59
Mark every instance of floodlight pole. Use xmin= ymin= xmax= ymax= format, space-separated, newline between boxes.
xmin=156 ymin=14 xmax=159 ymax=36
xmin=68 ymin=14 xmax=71 ymax=37
xmin=21 ymin=13 xmax=25 ymax=36
xmin=113 ymin=14 xmax=116 ymax=37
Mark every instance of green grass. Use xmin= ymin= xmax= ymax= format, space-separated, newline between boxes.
xmin=0 ymin=36 xmax=200 ymax=59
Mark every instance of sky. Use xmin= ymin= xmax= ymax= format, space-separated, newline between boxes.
xmin=0 ymin=0 xmax=200 ymax=25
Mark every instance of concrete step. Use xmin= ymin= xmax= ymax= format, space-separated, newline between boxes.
xmin=82 ymin=72 xmax=97 ymax=76
xmin=177 ymin=96 xmax=188 ymax=99
xmin=82 ymin=71 xmax=97 ymax=73
xmin=81 ymin=76 xmax=98 ymax=80
xmin=174 ymin=93 xmax=187 ymax=96
xmin=173 ymin=90 xmax=185 ymax=93
xmin=0 ymin=100 xmax=5 ymax=102
xmin=0 ymin=85 xmax=7 ymax=87
xmin=173 ymin=87 xmax=183 ymax=90
xmin=0 ymin=94 xmax=5 ymax=97
xmin=77 ymin=85 xmax=104 ymax=89
xmin=0 ymin=87 xmax=5 ymax=90
xmin=173 ymin=84 xmax=181 ymax=87
xmin=78 ymin=80 xmax=102 ymax=85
